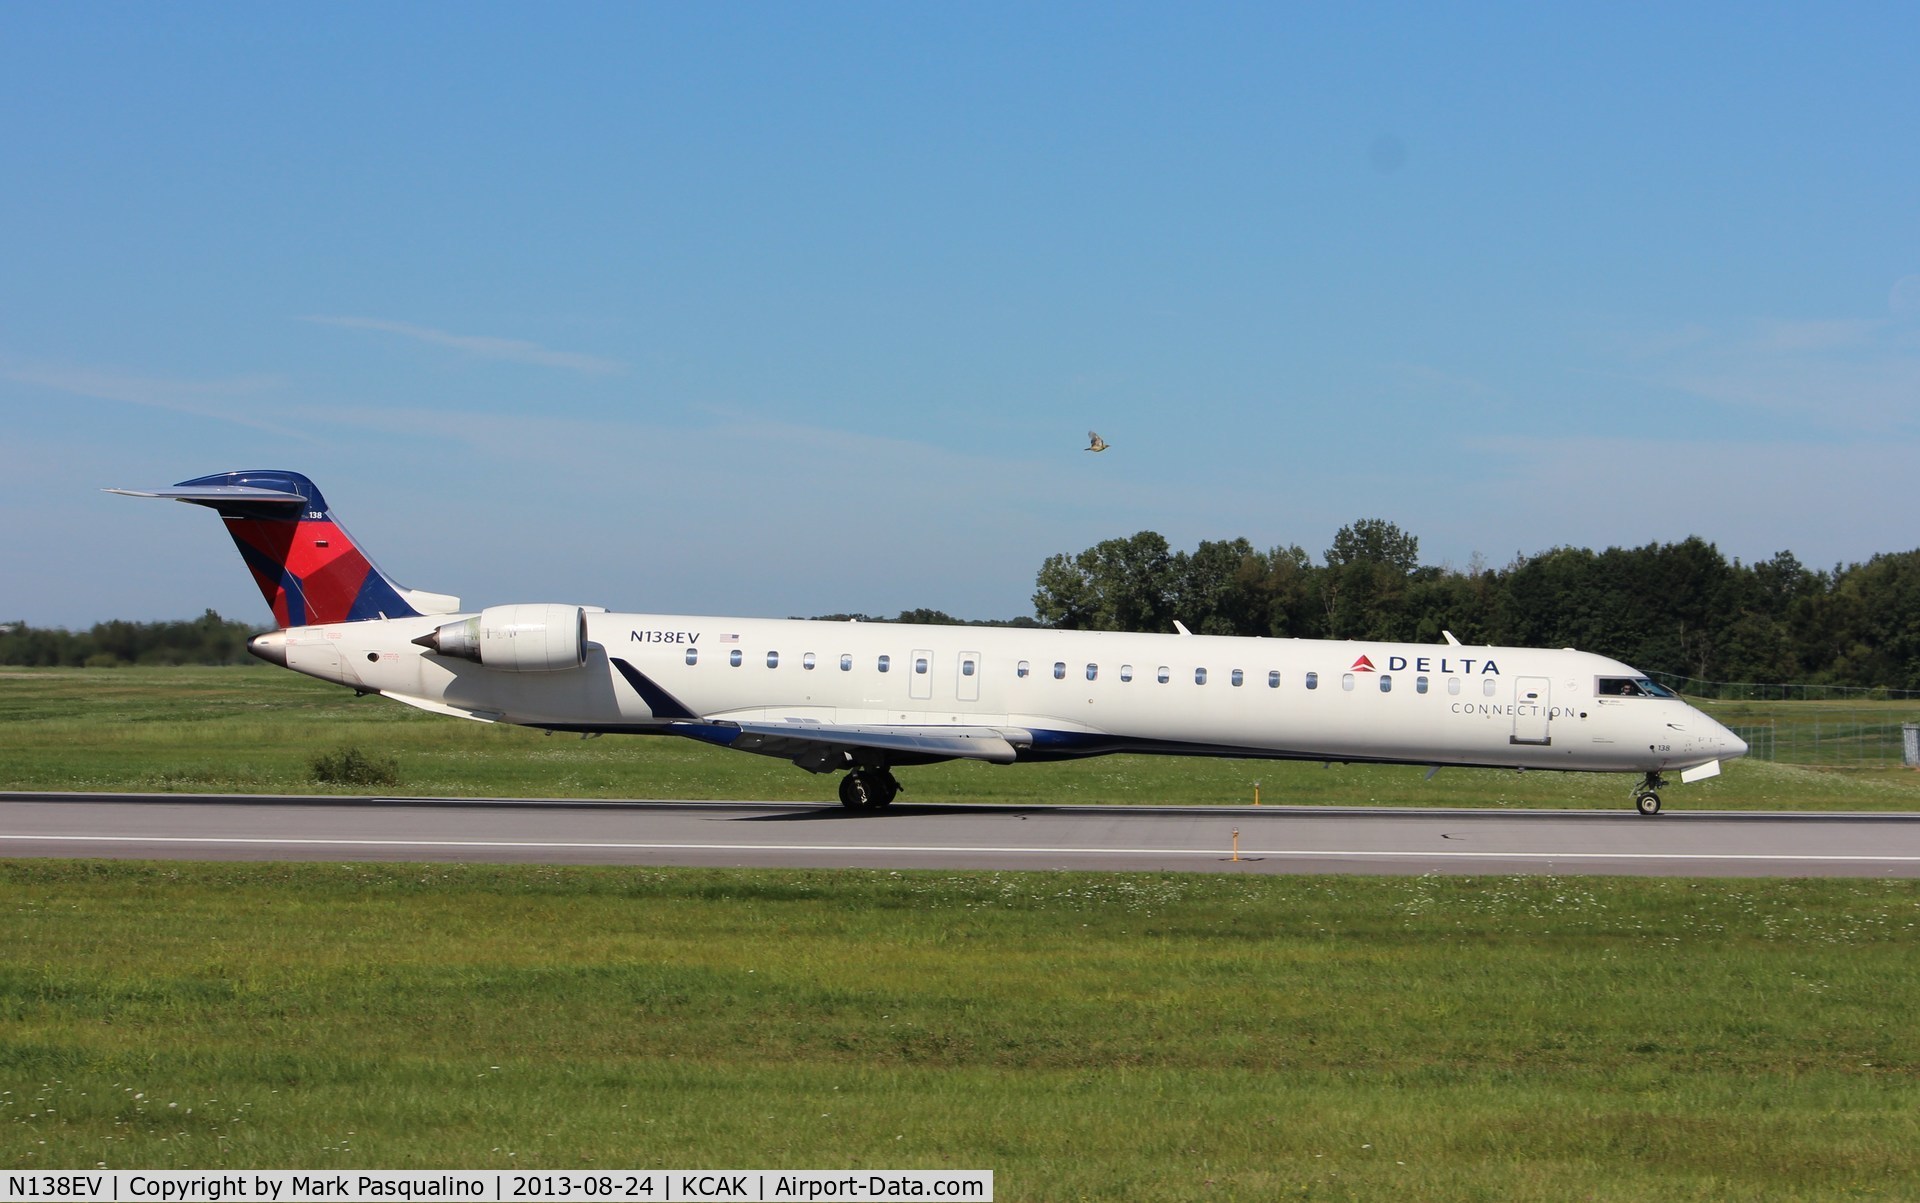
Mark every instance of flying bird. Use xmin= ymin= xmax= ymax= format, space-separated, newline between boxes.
xmin=1085 ymin=431 xmax=1110 ymax=452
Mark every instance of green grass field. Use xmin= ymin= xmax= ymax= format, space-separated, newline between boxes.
xmin=5 ymin=667 xmax=1920 ymax=1199
xmin=4 ymin=861 xmax=1917 ymax=1200
xmin=3 ymin=666 xmax=1917 ymax=811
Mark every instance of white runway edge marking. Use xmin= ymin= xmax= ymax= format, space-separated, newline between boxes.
xmin=4 ymin=834 xmax=1920 ymax=863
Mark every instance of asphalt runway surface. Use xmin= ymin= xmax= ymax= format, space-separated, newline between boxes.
xmin=4 ymin=792 xmax=1920 ymax=876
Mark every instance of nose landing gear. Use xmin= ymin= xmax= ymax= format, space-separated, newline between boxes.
xmin=1632 ymin=772 xmax=1666 ymax=816
xmin=839 ymin=767 xmax=901 ymax=811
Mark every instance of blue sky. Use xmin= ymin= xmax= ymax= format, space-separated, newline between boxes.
xmin=4 ymin=3 xmax=1917 ymax=628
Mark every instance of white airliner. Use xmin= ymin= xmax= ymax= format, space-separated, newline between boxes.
xmin=112 ymin=471 xmax=1746 ymax=814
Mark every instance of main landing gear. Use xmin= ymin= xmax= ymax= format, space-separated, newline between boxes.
xmin=1632 ymin=772 xmax=1666 ymax=816
xmin=838 ymin=768 xmax=901 ymax=811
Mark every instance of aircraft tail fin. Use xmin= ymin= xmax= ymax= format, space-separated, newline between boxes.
xmin=107 ymin=470 xmax=460 ymax=626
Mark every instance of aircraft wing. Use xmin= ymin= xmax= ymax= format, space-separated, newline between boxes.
xmin=609 ymin=657 xmax=1024 ymax=765
xmin=671 ymin=719 xmax=1024 ymax=765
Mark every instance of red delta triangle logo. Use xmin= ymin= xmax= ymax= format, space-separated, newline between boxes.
xmin=1349 ymin=655 xmax=1377 ymax=672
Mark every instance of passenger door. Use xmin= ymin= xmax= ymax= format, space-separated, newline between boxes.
xmin=1512 ymin=676 xmax=1551 ymax=745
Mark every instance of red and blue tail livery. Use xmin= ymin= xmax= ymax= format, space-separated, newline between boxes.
xmin=108 ymin=470 xmax=455 ymax=626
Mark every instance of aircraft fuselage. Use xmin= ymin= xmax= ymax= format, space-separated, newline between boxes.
xmin=257 ymin=611 xmax=1745 ymax=778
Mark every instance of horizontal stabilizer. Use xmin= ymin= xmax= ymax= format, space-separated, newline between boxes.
xmin=105 ymin=484 xmax=307 ymax=505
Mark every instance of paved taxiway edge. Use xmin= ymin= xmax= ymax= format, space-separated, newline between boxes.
xmin=4 ymin=792 xmax=1920 ymax=876
xmin=5 ymin=790 xmax=1918 ymax=823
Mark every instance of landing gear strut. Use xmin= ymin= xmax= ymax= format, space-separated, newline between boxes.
xmin=838 ymin=768 xmax=900 ymax=811
xmin=1632 ymin=772 xmax=1666 ymax=816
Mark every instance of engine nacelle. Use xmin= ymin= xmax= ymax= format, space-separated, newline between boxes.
xmin=413 ymin=604 xmax=588 ymax=672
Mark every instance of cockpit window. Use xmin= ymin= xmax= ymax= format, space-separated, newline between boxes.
xmin=1597 ymin=676 xmax=1676 ymax=699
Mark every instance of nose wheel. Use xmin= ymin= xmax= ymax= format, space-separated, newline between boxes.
xmin=839 ymin=768 xmax=900 ymax=811
xmin=1632 ymin=773 xmax=1666 ymax=816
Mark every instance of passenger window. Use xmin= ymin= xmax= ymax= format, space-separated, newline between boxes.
xmin=803 ymin=652 xmax=816 ymax=670
xmin=1157 ymin=666 xmax=1170 ymax=684
xmin=685 ymin=647 xmax=698 ymax=666
xmin=1053 ymin=662 xmax=1066 ymax=680
xmin=1416 ymin=676 xmax=1429 ymax=694
xmin=1195 ymin=667 xmax=1208 ymax=685
xmin=1120 ymin=664 xmax=1134 ymax=682
xmin=1230 ymin=669 xmax=1244 ymax=687
xmin=878 ymin=655 xmax=891 ymax=673
xmin=840 ymin=654 xmax=852 ymax=671
xmin=1016 ymin=660 xmax=1030 ymax=678
xmin=1380 ymin=674 xmax=1392 ymax=692
xmin=1482 ymin=678 xmax=1496 ymax=697
xmin=915 ymin=658 xmax=929 ymax=674
xmin=1268 ymin=670 xmax=1280 ymax=688
xmin=962 ymin=659 xmax=976 ymax=677
xmin=1447 ymin=677 xmax=1461 ymax=695
xmin=1342 ymin=673 xmax=1355 ymax=691
xmin=729 ymin=649 xmax=743 ymax=668
xmin=1306 ymin=671 xmax=1318 ymax=690
xmin=767 ymin=651 xmax=779 ymax=668
xmin=1086 ymin=663 xmax=1098 ymax=681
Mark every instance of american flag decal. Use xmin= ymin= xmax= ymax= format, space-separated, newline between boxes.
xmin=719 ymin=633 xmax=740 ymax=643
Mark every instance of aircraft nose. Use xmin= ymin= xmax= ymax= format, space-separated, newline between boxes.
xmin=248 ymin=630 xmax=289 ymax=667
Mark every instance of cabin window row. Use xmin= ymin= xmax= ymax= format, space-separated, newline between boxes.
xmin=682 ymin=647 xmax=1499 ymax=697
xmin=1315 ymin=673 xmax=1497 ymax=697
xmin=686 ymin=647 xmax=915 ymax=673
xmin=1005 ymin=661 xmax=1500 ymax=696
xmin=685 ymin=649 xmax=965 ymax=678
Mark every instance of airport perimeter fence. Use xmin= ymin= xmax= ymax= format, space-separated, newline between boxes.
xmin=1648 ymin=673 xmax=1920 ymax=702
xmin=1642 ymin=673 xmax=1920 ymax=769
xmin=1721 ymin=716 xmax=1920 ymax=769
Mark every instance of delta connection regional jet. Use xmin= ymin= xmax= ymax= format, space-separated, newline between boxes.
xmin=111 ymin=471 xmax=1746 ymax=814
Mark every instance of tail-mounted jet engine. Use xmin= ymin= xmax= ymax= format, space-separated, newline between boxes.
xmin=413 ymin=604 xmax=589 ymax=672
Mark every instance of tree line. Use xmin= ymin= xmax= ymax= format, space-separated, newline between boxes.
xmin=11 ymin=524 xmax=1918 ymax=691
xmin=0 ymin=610 xmax=258 ymax=667
xmin=1032 ymin=521 xmax=1920 ymax=694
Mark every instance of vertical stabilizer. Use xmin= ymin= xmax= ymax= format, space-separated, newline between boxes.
xmin=107 ymin=470 xmax=457 ymax=625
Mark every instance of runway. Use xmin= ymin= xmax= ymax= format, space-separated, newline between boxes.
xmin=4 ymin=792 xmax=1920 ymax=876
